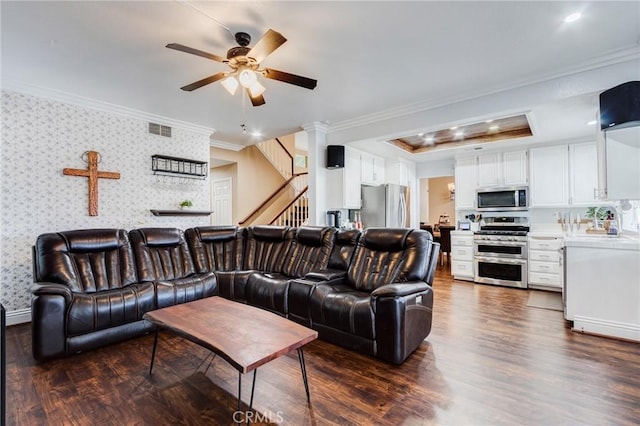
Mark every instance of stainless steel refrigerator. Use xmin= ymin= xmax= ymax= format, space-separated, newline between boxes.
xmin=360 ymin=184 xmax=410 ymax=228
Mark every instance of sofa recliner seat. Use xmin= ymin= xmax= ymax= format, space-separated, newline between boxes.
xmin=129 ymin=227 xmax=218 ymax=309
xmin=308 ymin=228 xmax=435 ymax=364
xmin=245 ymin=226 xmax=336 ymax=315
xmin=31 ymin=229 xmax=156 ymax=361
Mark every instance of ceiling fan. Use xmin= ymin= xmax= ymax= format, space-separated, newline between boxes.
xmin=167 ymin=29 xmax=317 ymax=106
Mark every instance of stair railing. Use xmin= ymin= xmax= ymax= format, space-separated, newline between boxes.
xmin=256 ymin=137 xmax=294 ymax=180
xmin=238 ymin=172 xmax=308 ymax=225
xmin=270 ymin=188 xmax=309 ymax=227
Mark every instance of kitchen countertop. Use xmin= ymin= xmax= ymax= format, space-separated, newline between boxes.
xmin=563 ymin=234 xmax=640 ymax=251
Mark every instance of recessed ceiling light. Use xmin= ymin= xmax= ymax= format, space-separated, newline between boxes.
xmin=485 ymin=119 xmax=494 ymax=123
xmin=586 ymin=120 xmax=597 ymax=126
xmin=488 ymin=125 xmax=500 ymax=131
xmin=454 ymin=131 xmax=464 ymax=138
xmin=450 ymin=126 xmax=458 ymax=131
xmin=564 ymin=12 xmax=582 ymax=23
xmin=251 ymin=131 xmax=262 ymax=137
xmin=424 ymin=135 xmax=435 ymax=143
xmin=418 ymin=132 xmax=424 ymax=137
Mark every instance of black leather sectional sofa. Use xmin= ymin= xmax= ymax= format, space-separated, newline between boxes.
xmin=31 ymin=225 xmax=439 ymax=364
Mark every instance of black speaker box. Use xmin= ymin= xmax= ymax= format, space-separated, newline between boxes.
xmin=327 ymin=145 xmax=345 ymax=169
xmin=600 ymin=81 xmax=640 ymax=131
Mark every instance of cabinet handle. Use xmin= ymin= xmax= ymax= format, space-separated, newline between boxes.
xmin=540 ymin=265 xmax=549 ymax=269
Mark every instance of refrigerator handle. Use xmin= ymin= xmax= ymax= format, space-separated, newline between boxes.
xmin=399 ymin=192 xmax=406 ymax=227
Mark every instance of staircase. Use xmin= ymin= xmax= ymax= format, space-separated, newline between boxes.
xmin=240 ymin=138 xmax=308 ymax=226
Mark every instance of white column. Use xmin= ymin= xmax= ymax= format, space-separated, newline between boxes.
xmin=302 ymin=122 xmax=328 ymax=225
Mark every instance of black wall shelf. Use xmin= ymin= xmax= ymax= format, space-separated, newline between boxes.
xmin=150 ymin=209 xmax=212 ymax=217
xmin=151 ymin=154 xmax=208 ymax=179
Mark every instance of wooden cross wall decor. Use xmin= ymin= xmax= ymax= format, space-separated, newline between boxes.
xmin=63 ymin=151 xmax=120 ymax=216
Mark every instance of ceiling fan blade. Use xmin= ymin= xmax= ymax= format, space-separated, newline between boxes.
xmin=166 ymin=43 xmax=225 ymax=63
xmin=180 ymin=72 xmax=227 ymax=91
xmin=247 ymin=29 xmax=287 ymax=63
xmin=247 ymin=88 xmax=266 ymax=107
xmin=263 ymin=68 xmax=317 ymax=90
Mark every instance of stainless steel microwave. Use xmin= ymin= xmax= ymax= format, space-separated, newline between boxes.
xmin=476 ymin=187 xmax=528 ymax=211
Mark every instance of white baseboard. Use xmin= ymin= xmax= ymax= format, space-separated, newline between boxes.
xmin=573 ymin=315 xmax=640 ymax=342
xmin=6 ymin=308 xmax=31 ymax=326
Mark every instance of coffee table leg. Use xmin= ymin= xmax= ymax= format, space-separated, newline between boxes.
xmin=297 ymin=348 xmax=311 ymax=402
xmin=149 ymin=327 xmax=160 ymax=376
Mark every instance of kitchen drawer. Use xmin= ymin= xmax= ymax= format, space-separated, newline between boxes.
xmin=451 ymin=246 xmax=473 ymax=261
xmin=529 ymin=271 xmax=562 ymax=287
xmin=529 ymin=260 xmax=561 ymax=274
xmin=529 ymin=249 xmax=561 ymax=262
xmin=529 ymin=238 xmax=563 ymax=251
xmin=452 ymin=260 xmax=474 ymax=280
xmin=451 ymin=235 xmax=473 ymax=247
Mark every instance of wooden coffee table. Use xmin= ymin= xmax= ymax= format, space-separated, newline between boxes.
xmin=143 ymin=297 xmax=318 ymax=414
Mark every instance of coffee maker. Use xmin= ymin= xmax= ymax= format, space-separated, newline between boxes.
xmin=326 ymin=210 xmax=341 ymax=228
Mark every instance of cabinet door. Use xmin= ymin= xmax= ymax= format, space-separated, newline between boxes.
xmin=503 ymin=150 xmax=528 ymax=186
xmin=455 ymin=157 xmax=477 ymax=209
xmin=530 ymin=145 xmax=568 ymax=206
xmin=569 ymin=142 xmax=601 ymax=205
xmin=373 ymin=155 xmax=385 ymax=185
xmin=477 ymin=153 xmax=500 ymax=187
xmin=345 ymin=147 xmax=362 ymax=208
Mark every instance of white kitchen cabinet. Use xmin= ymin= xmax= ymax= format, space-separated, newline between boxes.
xmin=386 ymin=159 xmax=415 ymax=188
xmin=450 ymin=231 xmax=474 ymax=281
xmin=528 ymin=236 xmax=563 ymax=291
xmin=326 ymin=146 xmax=361 ymax=209
xmin=569 ymin=142 xmax=605 ymax=206
xmin=360 ymin=151 xmax=385 ymax=186
xmin=455 ymin=157 xmax=477 ymax=210
xmin=477 ymin=150 xmax=527 ymax=188
xmin=530 ymin=145 xmax=569 ymax=207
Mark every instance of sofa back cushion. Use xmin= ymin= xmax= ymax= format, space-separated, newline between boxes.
xmin=34 ymin=229 xmax=138 ymax=293
xmin=282 ymin=226 xmax=336 ymax=277
xmin=347 ymin=228 xmax=430 ymax=292
xmin=130 ymin=228 xmax=195 ymax=281
xmin=244 ymin=226 xmax=294 ymax=272
xmin=185 ymin=226 xmax=245 ymax=273
xmin=327 ymin=229 xmax=361 ymax=270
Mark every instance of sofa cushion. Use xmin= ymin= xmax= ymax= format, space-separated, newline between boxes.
xmin=347 ymin=228 xmax=430 ymax=292
xmin=185 ymin=226 xmax=245 ymax=273
xmin=327 ymin=229 xmax=360 ymax=271
xmin=282 ymin=226 xmax=335 ymax=278
xmin=66 ymin=282 xmax=155 ymax=336
xmin=309 ymin=283 xmax=375 ymax=340
xmin=245 ymin=273 xmax=290 ymax=315
xmin=130 ymin=228 xmax=195 ymax=282
xmin=155 ymin=273 xmax=217 ymax=309
xmin=34 ymin=229 xmax=138 ymax=293
xmin=243 ymin=226 xmax=294 ymax=272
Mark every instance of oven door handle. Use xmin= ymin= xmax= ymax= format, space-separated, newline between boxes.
xmin=474 ymin=241 xmax=527 ymax=247
xmin=475 ymin=256 xmax=527 ymax=265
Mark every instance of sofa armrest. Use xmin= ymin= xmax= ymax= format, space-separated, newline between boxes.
xmin=304 ymin=268 xmax=347 ymax=282
xmin=370 ymin=281 xmax=430 ymax=299
xmin=31 ymin=282 xmax=73 ymax=304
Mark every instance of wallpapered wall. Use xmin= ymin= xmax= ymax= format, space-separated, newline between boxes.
xmin=1 ymin=90 xmax=212 ymax=317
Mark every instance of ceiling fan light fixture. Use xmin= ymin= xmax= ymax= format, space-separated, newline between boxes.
xmin=248 ymin=81 xmax=266 ymax=97
xmin=221 ymin=76 xmax=239 ymax=95
xmin=238 ymin=68 xmax=258 ymax=88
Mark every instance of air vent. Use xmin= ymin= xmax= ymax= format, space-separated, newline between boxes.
xmin=148 ymin=122 xmax=172 ymax=138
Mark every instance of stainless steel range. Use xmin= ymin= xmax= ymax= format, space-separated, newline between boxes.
xmin=474 ymin=216 xmax=529 ymax=289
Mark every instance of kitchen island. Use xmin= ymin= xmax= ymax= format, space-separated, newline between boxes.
xmin=564 ymin=234 xmax=640 ymax=342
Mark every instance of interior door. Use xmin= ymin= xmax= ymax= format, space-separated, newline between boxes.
xmin=211 ymin=177 xmax=232 ymax=226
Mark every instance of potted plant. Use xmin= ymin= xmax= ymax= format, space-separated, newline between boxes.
xmin=179 ymin=200 xmax=193 ymax=210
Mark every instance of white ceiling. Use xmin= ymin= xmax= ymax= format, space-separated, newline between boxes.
xmin=2 ymin=1 xmax=639 ymax=162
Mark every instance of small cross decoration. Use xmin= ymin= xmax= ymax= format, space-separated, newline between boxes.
xmin=63 ymin=151 xmax=120 ymax=216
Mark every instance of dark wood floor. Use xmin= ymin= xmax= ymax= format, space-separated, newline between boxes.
xmin=6 ymin=268 xmax=640 ymax=425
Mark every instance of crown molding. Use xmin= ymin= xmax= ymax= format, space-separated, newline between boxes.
xmin=1 ymin=80 xmax=216 ymax=137
xmin=209 ymin=138 xmax=245 ymax=151
xmin=302 ymin=121 xmax=329 ymax=134
xmin=328 ymin=45 xmax=640 ymax=134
